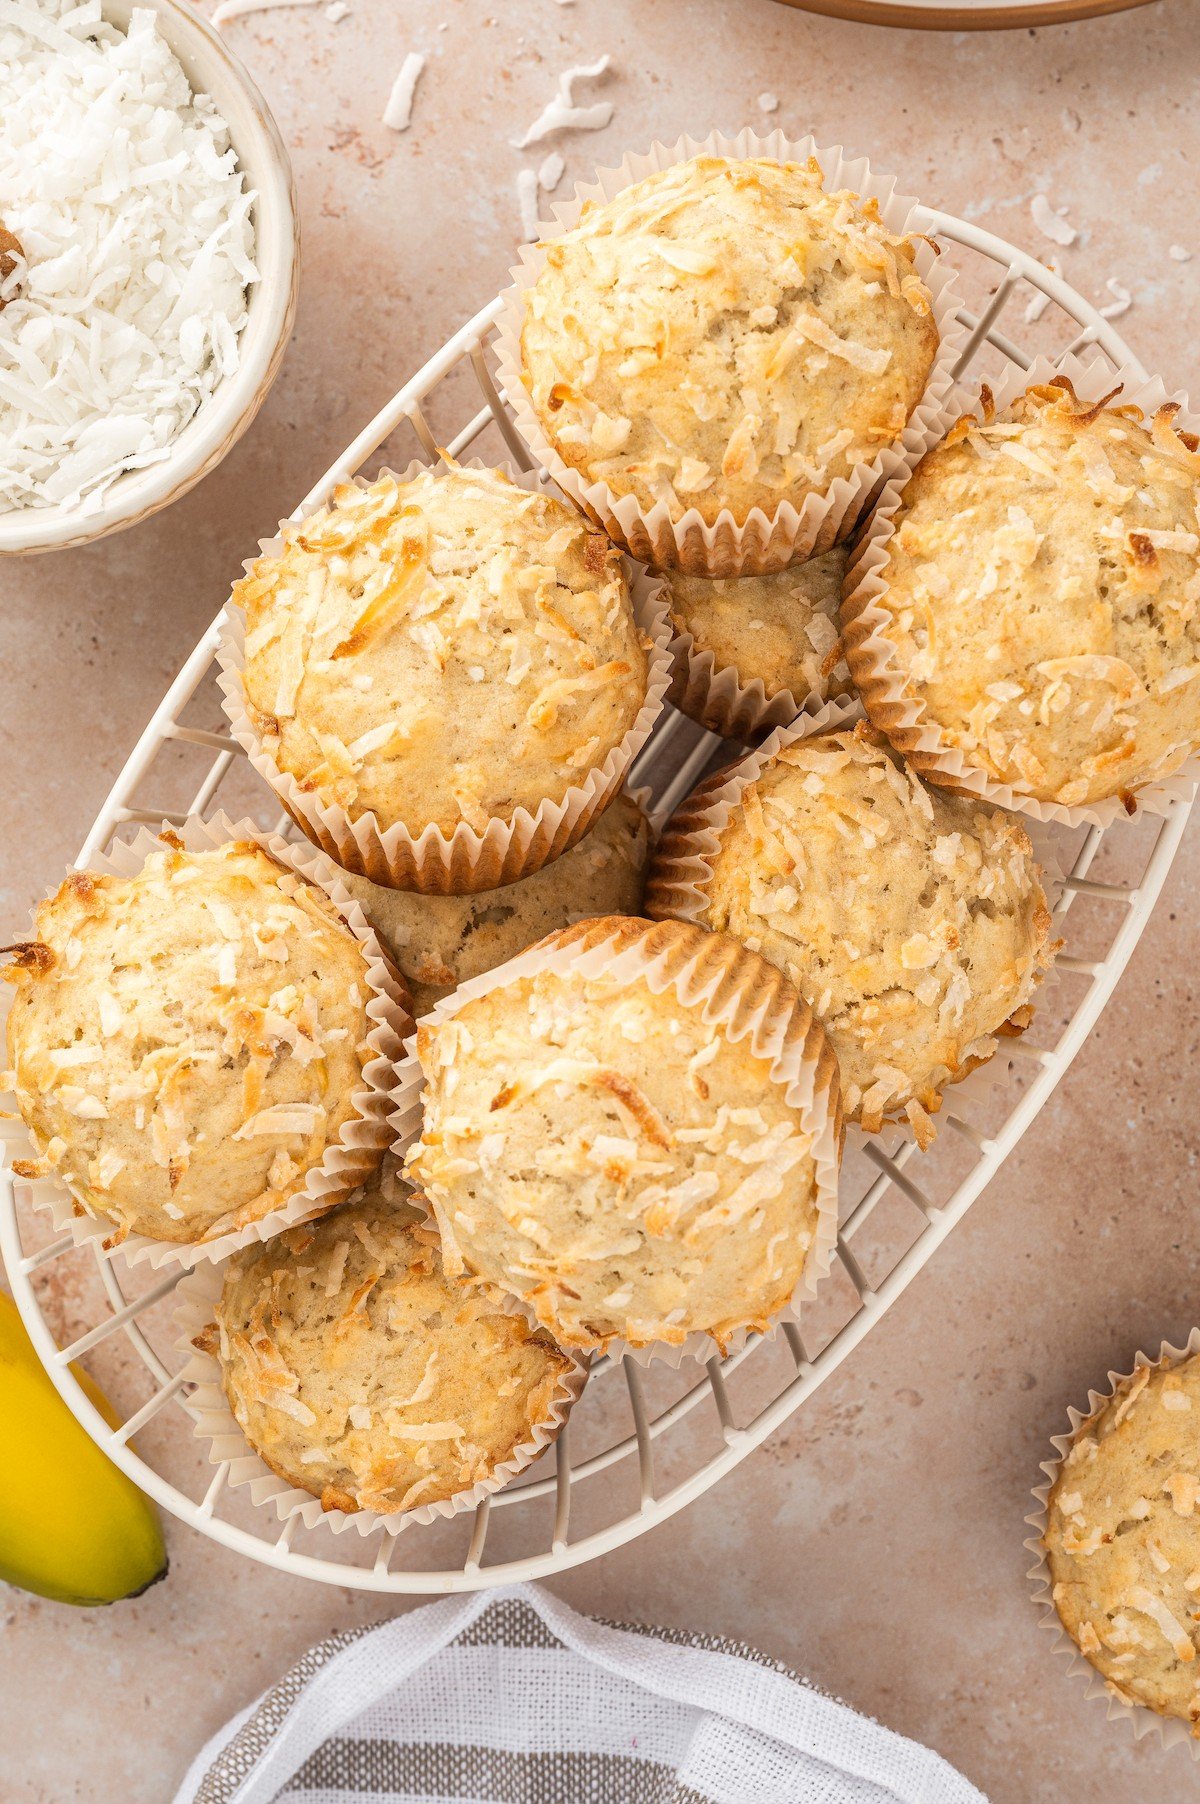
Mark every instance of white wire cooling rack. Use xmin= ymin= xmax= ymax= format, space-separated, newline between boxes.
xmin=1 ymin=209 xmax=1190 ymax=1593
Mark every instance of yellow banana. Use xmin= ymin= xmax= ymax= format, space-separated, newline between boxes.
xmin=0 ymin=1287 xmax=167 ymax=1605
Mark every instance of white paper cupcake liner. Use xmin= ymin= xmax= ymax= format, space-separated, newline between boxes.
xmin=390 ymin=913 xmax=842 ymax=1369
xmin=1026 ymin=1327 xmax=1200 ymax=1758
xmin=3 ymin=813 xmax=412 ymax=1271
xmin=494 ymin=126 xmax=966 ymax=577
xmin=644 ymin=700 xmax=1062 ymax=1146
xmin=842 ymin=352 xmax=1200 ymax=831
xmin=216 ymin=459 xmax=674 ymax=894
xmin=172 ymin=1250 xmax=588 ymax=1540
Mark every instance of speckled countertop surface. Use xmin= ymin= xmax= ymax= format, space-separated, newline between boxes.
xmin=2 ymin=2 xmax=1198 ymax=1799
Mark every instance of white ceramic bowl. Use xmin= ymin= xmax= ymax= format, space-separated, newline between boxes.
xmin=0 ymin=0 xmax=299 ymax=556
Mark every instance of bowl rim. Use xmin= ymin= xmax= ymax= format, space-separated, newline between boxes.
xmin=0 ymin=0 xmax=299 ymax=556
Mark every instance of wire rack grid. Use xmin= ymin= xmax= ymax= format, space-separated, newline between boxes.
xmin=1 ymin=206 xmax=1189 ymax=1593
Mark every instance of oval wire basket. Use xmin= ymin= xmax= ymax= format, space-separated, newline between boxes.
xmin=1 ymin=206 xmax=1189 ymax=1593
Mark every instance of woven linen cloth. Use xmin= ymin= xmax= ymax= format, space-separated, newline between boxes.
xmin=174 ymin=1582 xmax=985 ymax=1804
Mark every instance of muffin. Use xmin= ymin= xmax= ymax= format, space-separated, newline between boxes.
xmin=1044 ymin=1352 xmax=1200 ymax=1728
xmin=646 ymin=725 xmax=1053 ymax=1144
xmin=207 ymin=1169 xmax=579 ymax=1517
xmin=519 ymin=155 xmax=939 ymax=532
xmin=232 ymin=464 xmax=650 ymax=845
xmin=404 ymin=916 xmax=838 ymax=1353
xmin=846 ymin=376 xmax=1200 ymax=810
xmin=340 ymin=795 xmax=650 ymax=1014
xmin=4 ymin=838 xmax=381 ymax=1247
xmin=664 ymin=546 xmax=853 ymax=735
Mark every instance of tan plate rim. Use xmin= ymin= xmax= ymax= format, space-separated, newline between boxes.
xmin=774 ymin=0 xmax=1159 ymax=29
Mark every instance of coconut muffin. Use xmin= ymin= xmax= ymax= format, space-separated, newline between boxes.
xmin=849 ymin=377 xmax=1200 ymax=810
xmin=4 ymin=839 xmax=379 ymax=1247
xmin=664 ymin=546 xmax=853 ymax=729
xmin=209 ymin=1169 xmax=578 ymax=1517
xmin=234 ymin=465 xmax=649 ymax=839
xmin=404 ymin=917 xmax=835 ymax=1353
xmin=520 ymin=155 xmax=939 ymax=530
xmin=646 ymin=726 xmax=1052 ymax=1144
xmin=341 ymin=795 xmax=650 ymax=1014
xmin=1044 ymin=1352 xmax=1200 ymax=1727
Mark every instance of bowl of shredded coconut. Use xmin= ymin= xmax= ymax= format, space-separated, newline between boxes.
xmin=0 ymin=0 xmax=298 ymax=553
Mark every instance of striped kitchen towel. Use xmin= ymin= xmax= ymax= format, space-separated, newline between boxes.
xmin=174 ymin=1582 xmax=985 ymax=1804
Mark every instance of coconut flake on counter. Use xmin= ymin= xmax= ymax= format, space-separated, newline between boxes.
xmin=1099 ymin=278 xmax=1132 ymax=319
xmin=1030 ymin=193 xmax=1078 ymax=248
xmin=383 ymin=51 xmax=426 ymax=132
xmin=325 ymin=2 xmax=349 ymax=18
xmin=212 ymin=0 xmax=320 ymax=24
xmin=538 ymin=151 xmax=565 ymax=192
xmin=1023 ymin=262 xmax=1057 ymax=323
xmin=512 ymin=55 xmax=613 ymax=148
xmin=0 ymin=0 xmax=259 ymax=517
xmin=1169 ymin=244 xmax=1192 ymax=263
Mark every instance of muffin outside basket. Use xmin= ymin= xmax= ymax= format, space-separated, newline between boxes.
xmin=1025 ymin=1327 xmax=1200 ymax=1760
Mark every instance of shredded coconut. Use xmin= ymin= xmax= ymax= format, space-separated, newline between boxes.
xmin=512 ymin=55 xmax=613 ymax=148
xmin=1099 ymin=278 xmax=1132 ymax=319
xmin=0 ymin=0 xmax=258 ymax=515
xmin=211 ymin=0 xmax=320 ymax=24
xmin=382 ymin=51 xmax=425 ymax=132
xmin=757 ymin=92 xmax=779 ymax=113
xmin=538 ymin=151 xmax=565 ymax=192
xmin=1169 ymin=244 xmax=1192 ymax=263
xmin=1030 ymin=193 xmax=1078 ymax=247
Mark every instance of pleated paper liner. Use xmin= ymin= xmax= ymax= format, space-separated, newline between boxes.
xmin=173 ymin=1246 xmax=588 ymax=1541
xmin=3 ymin=813 xmax=412 ymax=1271
xmin=216 ymin=459 xmax=673 ymax=895
xmin=493 ymin=126 xmax=966 ymax=577
xmin=390 ymin=913 xmax=842 ymax=1369
xmin=644 ymin=699 xmax=1063 ymax=1147
xmin=1026 ymin=1328 xmax=1200 ymax=1760
xmin=842 ymin=351 xmax=1200 ymax=831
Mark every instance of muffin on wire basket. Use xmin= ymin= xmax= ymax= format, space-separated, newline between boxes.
xmin=2 ymin=818 xmax=411 ymax=1268
xmin=401 ymin=915 xmax=841 ymax=1364
xmin=339 ymin=792 xmax=651 ymax=1015
xmin=177 ymin=1162 xmax=586 ymax=1535
xmin=218 ymin=460 xmax=672 ymax=893
xmin=662 ymin=546 xmax=854 ymax=740
xmin=843 ymin=356 xmax=1200 ymax=827
xmin=646 ymin=714 xmax=1055 ymax=1145
xmin=496 ymin=128 xmax=964 ymax=576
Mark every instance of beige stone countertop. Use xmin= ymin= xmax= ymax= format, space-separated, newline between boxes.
xmin=3 ymin=1 xmax=1199 ymax=1798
